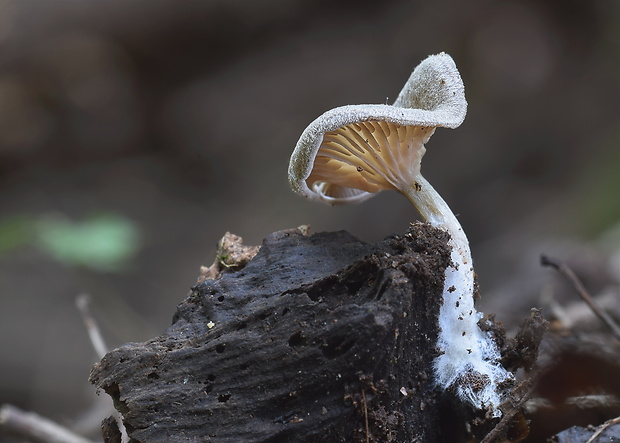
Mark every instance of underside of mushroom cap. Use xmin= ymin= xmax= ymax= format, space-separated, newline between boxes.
xmin=288 ymin=52 xmax=467 ymax=205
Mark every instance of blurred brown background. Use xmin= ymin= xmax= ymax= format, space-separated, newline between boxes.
xmin=0 ymin=0 xmax=618 ymax=438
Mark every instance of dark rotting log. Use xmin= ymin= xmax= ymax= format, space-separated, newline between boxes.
xmin=90 ymin=223 xmax=473 ymax=442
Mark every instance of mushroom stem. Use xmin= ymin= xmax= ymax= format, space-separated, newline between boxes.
xmin=400 ymin=175 xmax=470 ymax=261
xmin=400 ymin=177 xmax=512 ymax=416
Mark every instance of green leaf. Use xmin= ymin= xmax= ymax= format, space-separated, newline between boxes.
xmin=35 ymin=213 xmax=140 ymax=272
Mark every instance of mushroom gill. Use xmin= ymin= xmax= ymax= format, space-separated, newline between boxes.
xmin=307 ymin=121 xmax=435 ymax=199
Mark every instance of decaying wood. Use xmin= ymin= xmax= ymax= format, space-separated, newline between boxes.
xmin=90 ymin=224 xmax=535 ymax=442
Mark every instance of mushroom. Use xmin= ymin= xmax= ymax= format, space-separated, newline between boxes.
xmin=288 ymin=52 xmax=513 ymax=415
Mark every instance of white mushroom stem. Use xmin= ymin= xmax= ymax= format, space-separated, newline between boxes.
xmin=400 ymin=176 xmax=512 ymax=416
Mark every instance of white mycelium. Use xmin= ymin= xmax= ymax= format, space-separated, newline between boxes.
xmin=288 ymin=53 xmax=513 ymax=415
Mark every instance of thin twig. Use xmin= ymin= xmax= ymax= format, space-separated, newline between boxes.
xmin=361 ymin=388 xmax=370 ymax=443
xmin=586 ymin=415 xmax=620 ymax=443
xmin=76 ymin=294 xmax=108 ymax=360
xmin=480 ymin=380 xmax=537 ymax=443
xmin=0 ymin=404 xmax=95 ymax=443
xmin=75 ymin=294 xmax=129 ymax=443
xmin=541 ymin=255 xmax=620 ymax=340
xmin=526 ymin=395 xmax=620 ymax=414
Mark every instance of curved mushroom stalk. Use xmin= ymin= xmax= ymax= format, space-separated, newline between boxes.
xmin=288 ymin=52 xmax=513 ymax=416
xmin=400 ymin=181 xmax=510 ymax=414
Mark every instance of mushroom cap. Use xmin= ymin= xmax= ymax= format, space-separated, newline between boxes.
xmin=288 ymin=52 xmax=467 ymax=205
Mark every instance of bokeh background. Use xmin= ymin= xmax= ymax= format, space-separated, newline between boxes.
xmin=0 ymin=0 xmax=618 ymax=439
